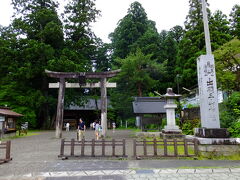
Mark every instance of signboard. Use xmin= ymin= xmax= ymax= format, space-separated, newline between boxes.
xmin=0 ymin=116 xmax=5 ymax=122
xmin=197 ymin=54 xmax=220 ymax=128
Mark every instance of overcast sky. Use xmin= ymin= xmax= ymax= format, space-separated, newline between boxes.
xmin=0 ymin=0 xmax=239 ymax=43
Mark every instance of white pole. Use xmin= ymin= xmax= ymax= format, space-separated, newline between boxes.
xmin=202 ymin=0 xmax=212 ymax=55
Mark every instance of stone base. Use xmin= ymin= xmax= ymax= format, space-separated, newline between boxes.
xmin=136 ymin=132 xmax=161 ymax=137
xmin=160 ymin=129 xmax=185 ymax=139
xmin=194 ymin=128 xmax=229 ymax=138
xmin=186 ymin=135 xmax=240 ymax=145
xmin=162 ymin=129 xmax=182 ymax=134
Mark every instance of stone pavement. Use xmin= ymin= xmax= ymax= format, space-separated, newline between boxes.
xmin=1 ymin=168 xmax=240 ymax=180
xmin=0 ymin=131 xmax=240 ymax=179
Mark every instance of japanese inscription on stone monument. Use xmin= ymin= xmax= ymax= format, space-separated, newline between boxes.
xmin=197 ymin=54 xmax=220 ymax=128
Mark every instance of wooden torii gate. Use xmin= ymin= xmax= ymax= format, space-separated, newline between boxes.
xmin=45 ymin=69 xmax=120 ymax=138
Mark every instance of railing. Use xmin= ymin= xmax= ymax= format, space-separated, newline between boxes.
xmin=59 ymin=138 xmax=127 ymax=158
xmin=0 ymin=141 xmax=12 ymax=164
xmin=133 ymin=138 xmax=198 ymax=158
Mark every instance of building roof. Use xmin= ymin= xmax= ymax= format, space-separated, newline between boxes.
xmin=0 ymin=108 xmax=23 ymax=117
xmin=132 ymin=97 xmax=166 ymax=114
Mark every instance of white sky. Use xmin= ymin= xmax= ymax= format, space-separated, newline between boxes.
xmin=0 ymin=0 xmax=239 ymax=43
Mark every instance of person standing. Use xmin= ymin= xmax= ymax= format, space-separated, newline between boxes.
xmin=94 ymin=121 xmax=100 ymax=140
xmin=66 ymin=122 xmax=70 ymax=132
xmin=77 ymin=118 xmax=86 ymax=141
xmin=112 ymin=122 xmax=116 ymax=133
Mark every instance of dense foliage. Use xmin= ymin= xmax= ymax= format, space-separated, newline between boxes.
xmin=0 ymin=0 xmax=100 ymax=128
xmin=220 ymin=92 xmax=240 ymax=137
xmin=0 ymin=0 xmax=239 ymax=131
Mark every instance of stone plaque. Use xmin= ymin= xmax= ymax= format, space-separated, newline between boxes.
xmin=197 ymin=54 xmax=220 ymax=128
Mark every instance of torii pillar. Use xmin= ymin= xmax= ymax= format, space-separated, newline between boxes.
xmin=45 ymin=69 xmax=120 ymax=138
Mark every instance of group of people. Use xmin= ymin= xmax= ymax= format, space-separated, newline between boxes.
xmin=77 ymin=119 xmax=102 ymax=140
xmin=65 ymin=118 xmax=116 ymax=141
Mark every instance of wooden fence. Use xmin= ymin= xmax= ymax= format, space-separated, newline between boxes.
xmin=58 ymin=138 xmax=127 ymax=158
xmin=133 ymin=138 xmax=198 ymax=158
xmin=0 ymin=141 xmax=12 ymax=164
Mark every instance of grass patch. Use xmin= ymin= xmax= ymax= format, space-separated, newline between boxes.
xmin=141 ymin=137 xmax=196 ymax=158
xmin=117 ymin=127 xmax=140 ymax=131
xmin=0 ymin=130 xmax=40 ymax=141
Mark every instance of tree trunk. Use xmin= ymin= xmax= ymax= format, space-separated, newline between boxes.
xmin=137 ymin=83 xmax=142 ymax=97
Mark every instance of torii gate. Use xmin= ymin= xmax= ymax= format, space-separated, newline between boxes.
xmin=45 ymin=69 xmax=120 ymax=138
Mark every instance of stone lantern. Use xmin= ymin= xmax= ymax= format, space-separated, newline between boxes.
xmin=162 ymin=88 xmax=182 ymax=136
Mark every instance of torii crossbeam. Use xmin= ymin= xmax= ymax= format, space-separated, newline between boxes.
xmin=45 ymin=69 xmax=120 ymax=138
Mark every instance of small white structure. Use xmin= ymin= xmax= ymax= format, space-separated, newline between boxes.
xmin=162 ymin=88 xmax=182 ymax=134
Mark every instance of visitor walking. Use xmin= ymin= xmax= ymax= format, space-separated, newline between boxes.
xmin=66 ymin=122 xmax=70 ymax=132
xmin=77 ymin=118 xmax=86 ymax=141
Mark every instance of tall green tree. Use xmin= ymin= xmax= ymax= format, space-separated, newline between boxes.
xmin=94 ymin=39 xmax=112 ymax=72
xmin=230 ymin=4 xmax=240 ymax=39
xmin=176 ymin=0 xmax=207 ymax=88
xmin=109 ymin=1 xmax=157 ymax=60
xmin=111 ymin=49 xmax=166 ymax=118
xmin=0 ymin=0 xmax=64 ymax=128
xmin=12 ymin=0 xmax=64 ymax=49
xmin=214 ymin=38 xmax=240 ymax=91
xmin=210 ymin=10 xmax=232 ymax=50
xmin=63 ymin=0 xmax=100 ymax=71
xmin=176 ymin=0 xmax=232 ymax=89
xmin=156 ymin=29 xmax=180 ymax=92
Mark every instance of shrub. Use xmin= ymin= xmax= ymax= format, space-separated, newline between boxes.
xmin=125 ymin=117 xmax=136 ymax=128
xmin=228 ymin=120 xmax=240 ymax=137
xmin=220 ymin=92 xmax=240 ymax=129
xmin=181 ymin=119 xmax=200 ymax=135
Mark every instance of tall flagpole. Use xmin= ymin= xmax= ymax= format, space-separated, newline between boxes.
xmin=202 ymin=0 xmax=212 ymax=55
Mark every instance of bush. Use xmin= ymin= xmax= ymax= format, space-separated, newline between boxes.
xmin=220 ymin=92 xmax=240 ymax=128
xmin=14 ymin=106 xmax=37 ymax=129
xmin=228 ymin=120 xmax=240 ymax=137
xmin=125 ymin=117 xmax=136 ymax=128
xmin=181 ymin=119 xmax=200 ymax=135
xmin=145 ymin=124 xmax=159 ymax=130
xmin=160 ymin=118 xmax=167 ymax=130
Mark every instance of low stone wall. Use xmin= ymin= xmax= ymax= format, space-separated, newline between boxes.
xmin=186 ymin=135 xmax=240 ymax=156
xmin=198 ymin=145 xmax=240 ymax=156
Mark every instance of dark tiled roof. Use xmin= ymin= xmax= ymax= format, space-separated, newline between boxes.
xmin=133 ymin=97 xmax=166 ymax=114
xmin=0 ymin=108 xmax=23 ymax=117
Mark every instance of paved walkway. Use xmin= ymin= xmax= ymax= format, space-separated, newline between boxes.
xmin=0 ymin=130 xmax=240 ymax=179
xmin=2 ymin=168 xmax=240 ymax=179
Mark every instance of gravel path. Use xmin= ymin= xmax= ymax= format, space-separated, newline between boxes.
xmin=0 ymin=130 xmax=134 ymax=176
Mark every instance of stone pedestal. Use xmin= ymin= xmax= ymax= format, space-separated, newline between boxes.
xmin=163 ymin=101 xmax=181 ymax=132
xmin=194 ymin=128 xmax=229 ymax=138
xmin=160 ymin=131 xmax=185 ymax=139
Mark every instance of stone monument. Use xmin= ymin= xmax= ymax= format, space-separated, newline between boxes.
xmin=186 ymin=1 xmax=239 ymax=157
xmin=195 ymin=0 xmax=228 ymax=138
